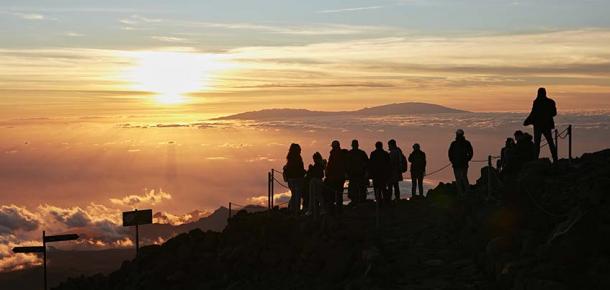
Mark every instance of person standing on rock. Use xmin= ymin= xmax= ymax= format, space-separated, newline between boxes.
xmin=325 ymin=140 xmax=348 ymax=214
xmin=346 ymin=139 xmax=369 ymax=203
xmin=498 ymin=138 xmax=517 ymax=175
xmin=388 ymin=139 xmax=406 ymax=201
xmin=306 ymin=152 xmax=327 ymax=216
xmin=369 ymin=141 xmax=391 ymax=205
xmin=523 ymin=87 xmax=558 ymax=163
xmin=408 ymin=143 xmax=426 ymax=198
xmin=448 ymin=129 xmax=473 ymax=195
xmin=284 ymin=143 xmax=306 ymax=213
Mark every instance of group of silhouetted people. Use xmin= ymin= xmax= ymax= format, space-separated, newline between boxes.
xmin=283 ymin=139 xmax=427 ymax=215
xmin=283 ymin=88 xmax=559 ymax=214
xmin=498 ymin=88 xmax=559 ymax=177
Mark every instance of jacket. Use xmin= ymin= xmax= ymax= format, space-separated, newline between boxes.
xmin=408 ymin=150 xmax=427 ymax=175
xmin=524 ymin=97 xmax=557 ymax=130
xmin=448 ymin=137 xmax=473 ymax=169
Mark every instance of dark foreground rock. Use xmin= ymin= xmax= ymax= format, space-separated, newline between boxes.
xmin=54 ymin=149 xmax=610 ymax=290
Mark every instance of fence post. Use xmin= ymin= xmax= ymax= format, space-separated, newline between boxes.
xmin=568 ymin=125 xmax=572 ymax=162
xmin=267 ymin=172 xmax=271 ymax=210
xmin=228 ymin=202 xmax=232 ymax=221
xmin=487 ymin=155 xmax=492 ymax=200
xmin=554 ymin=129 xmax=559 ymax=158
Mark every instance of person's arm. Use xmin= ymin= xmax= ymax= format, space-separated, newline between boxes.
xmin=551 ymin=99 xmax=557 ymax=117
xmin=467 ymin=142 xmax=474 ymax=161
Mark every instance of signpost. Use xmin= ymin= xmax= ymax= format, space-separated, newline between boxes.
xmin=122 ymin=209 xmax=153 ymax=257
xmin=12 ymin=231 xmax=79 ymax=290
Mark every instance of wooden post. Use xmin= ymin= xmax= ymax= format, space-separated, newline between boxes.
xmin=487 ymin=155 xmax=492 ymax=200
xmin=271 ymin=169 xmax=275 ymax=208
xmin=43 ymin=231 xmax=47 ymax=290
xmin=568 ymin=125 xmax=572 ymax=162
xmin=135 ymin=224 xmax=139 ymax=258
xmin=554 ymin=129 xmax=559 ymax=158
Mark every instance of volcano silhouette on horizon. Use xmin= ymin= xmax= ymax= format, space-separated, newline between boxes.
xmin=214 ymin=102 xmax=468 ymax=120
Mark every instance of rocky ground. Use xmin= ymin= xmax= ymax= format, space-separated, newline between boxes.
xmin=54 ymin=149 xmax=610 ymax=290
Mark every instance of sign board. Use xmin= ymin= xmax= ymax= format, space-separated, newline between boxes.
xmin=44 ymin=234 xmax=79 ymax=243
xmin=123 ymin=209 xmax=153 ymax=227
xmin=13 ymin=246 xmax=45 ymax=254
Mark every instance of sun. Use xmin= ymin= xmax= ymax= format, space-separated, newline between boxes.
xmin=122 ymin=51 xmax=234 ymax=105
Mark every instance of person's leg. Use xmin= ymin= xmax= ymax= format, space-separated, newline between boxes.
xmin=534 ymin=127 xmax=542 ymax=159
xmin=453 ymin=168 xmax=463 ymax=195
xmin=393 ymin=182 xmax=400 ymax=200
xmin=287 ymin=179 xmax=298 ymax=211
xmin=543 ymin=129 xmax=558 ymax=162
xmin=463 ymin=167 xmax=470 ymax=193
xmin=411 ymin=174 xmax=417 ymax=197
xmin=335 ymin=182 xmax=344 ymax=213
xmin=308 ymin=179 xmax=316 ymax=215
xmin=418 ymin=175 xmax=424 ymax=196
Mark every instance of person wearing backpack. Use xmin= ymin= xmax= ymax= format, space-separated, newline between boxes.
xmin=388 ymin=139 xmax=407 ymax=201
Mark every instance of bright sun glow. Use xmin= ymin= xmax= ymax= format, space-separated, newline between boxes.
xmin=123 ymin=51 xmax=235 ymax=105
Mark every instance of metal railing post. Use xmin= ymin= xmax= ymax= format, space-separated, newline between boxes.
xmin=554 ymin=129 xmax=559 ymax=158
xmin=568 ymin=125 xmax=572 ymax=162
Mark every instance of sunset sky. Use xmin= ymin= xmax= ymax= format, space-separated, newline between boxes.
xmin=1 ymin=0 xmax=610 ymax=118
xmin=1 ymin=0 xmax=610 ymax=273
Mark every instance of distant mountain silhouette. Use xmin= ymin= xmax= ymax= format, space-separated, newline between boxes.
xmin=214 ymin=102 xmax=468 ymax=120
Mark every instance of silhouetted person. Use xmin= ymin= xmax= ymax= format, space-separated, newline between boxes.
xmin=369 ymin=141 xmax=391 ymax=205
xmin=325 ymin=140 xmax=348 ymax=214
xmin=448 ymin=129 xmax=473 ymax=195
xmin=514 ymin=130 xmax=536 ymax=169
xmin=284 ymin=143 xmax=306 ymax=212
xmin=408 ymin=143 xmax=426 ymax=197
xmin=524 ymin=87 xmax=558 ymax=162
xmin=498 ymin=138 xmax=517 ymax=175
xmin=387 ymin=139 xmax=406 ymax=201
xmin=346 ymin=140 xmax=369 ymax=203
xmin=306 ymin=152 xmax=327 ymax=216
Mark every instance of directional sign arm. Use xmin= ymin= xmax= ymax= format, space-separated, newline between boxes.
xmin=44 ymin=234 xmax=79 ymax=243
xmin=13 ymin=246 xmax=45 ymax=253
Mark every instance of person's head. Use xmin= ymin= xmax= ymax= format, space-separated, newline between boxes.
xmin=287 ymin=143 xmax=301 ymax=158
xmin=331 ymin=140 xmax=340 ymax=150
xmin=313 ymin=152 xmax=323 ymax=163
xmin=388 ymin=139 xmax=397 ymax=149
xmin=413 ymin=143 xmax=420 ymax=151
xmin=506 ymin=138 xmax=515 ymax=147
xmin=537 ymin=87 xmax=547 ymax=99
xmin=514 ymin=130 xmax=524 ymax=140
xmin=455 ymin=129 xmax=465 ymax=139
xmin=375 ymin=141 xmax=383 ymax=150
xmin=351 ymin=139 xmax=359 ymax=150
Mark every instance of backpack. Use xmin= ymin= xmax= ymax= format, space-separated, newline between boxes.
xmin=400 ymin=152 xmax=408 ymax=173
